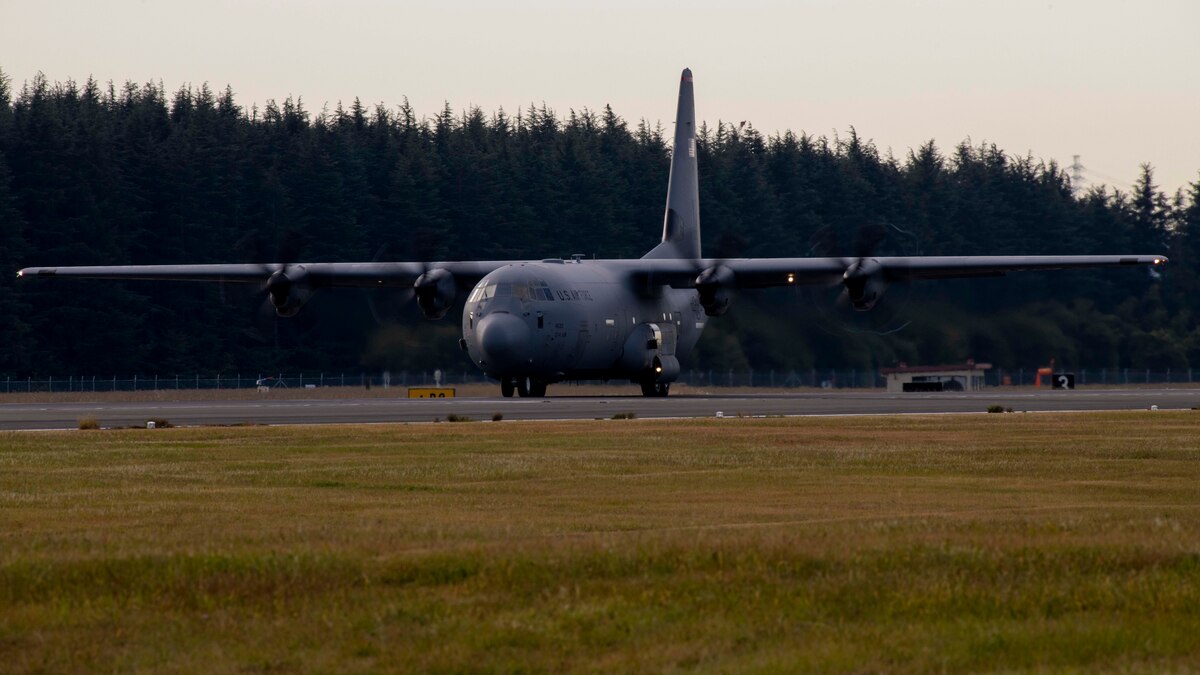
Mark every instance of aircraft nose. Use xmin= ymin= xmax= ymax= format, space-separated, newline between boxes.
xmin=475 ymin=312 xmax=531 ymax=370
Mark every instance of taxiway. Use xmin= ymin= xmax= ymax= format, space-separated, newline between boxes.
xmin=1 ymin=388 xmax=1196 ymax=430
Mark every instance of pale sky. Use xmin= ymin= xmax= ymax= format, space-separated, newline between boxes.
xmin=3 ymin=0 xmax=1197 ymax=194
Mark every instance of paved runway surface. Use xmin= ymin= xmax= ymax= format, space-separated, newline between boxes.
xmin=1 ymin=389 xmax=1197 ymax=430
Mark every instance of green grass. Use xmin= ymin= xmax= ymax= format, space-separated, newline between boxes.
xmin=2 ymin=412 xmax=1200 ymax=672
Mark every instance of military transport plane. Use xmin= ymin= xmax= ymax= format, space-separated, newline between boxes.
xmin=18 ymin=69 xmax=1167 ymax=398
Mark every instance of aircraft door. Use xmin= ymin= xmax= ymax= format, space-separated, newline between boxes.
xmin=567 ymin=320 xmax=590 ymax=366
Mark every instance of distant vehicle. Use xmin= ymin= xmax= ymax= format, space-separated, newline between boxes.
xmin=17 ymin=69 xmax=1167 ymax=397
xmin=254 ymin=377 xmax=285 ymax=390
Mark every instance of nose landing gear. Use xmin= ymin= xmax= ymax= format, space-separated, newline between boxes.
xmin=517 ymin=375 xmax=547 ymax=398
xmin=501 ymin=376 xmax=546 ymax=398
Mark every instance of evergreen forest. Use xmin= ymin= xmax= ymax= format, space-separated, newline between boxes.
xmin=1 ymin=71 xmax=1197 ymax=378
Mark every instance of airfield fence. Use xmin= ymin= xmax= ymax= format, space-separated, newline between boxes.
xmin=1 ymin=367 xmax=1195 ymax=393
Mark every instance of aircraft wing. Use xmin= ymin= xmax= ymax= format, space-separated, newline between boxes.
xmin=20 ymin=255 xmax=1167 ymax=290
xmin=16 ymin=261 xmax=518 ymax=288
xmin=622 ymin=254 xmax=1167 ymax=290
xmin=740 ymin=254 xmax=1168 ymax=287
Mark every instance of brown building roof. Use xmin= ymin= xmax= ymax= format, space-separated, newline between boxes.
xmin=879 ymin=362 xmax=992 ymax=375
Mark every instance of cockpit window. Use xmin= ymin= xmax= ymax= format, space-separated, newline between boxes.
xmin=527 ymin=280 xmax=553 ymax=301
xmin=473 ymin=281 xmax=554 ymax=303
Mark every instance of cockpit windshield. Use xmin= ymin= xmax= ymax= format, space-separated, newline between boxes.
xmin=469 ymin=281 xmax=555 ymax=304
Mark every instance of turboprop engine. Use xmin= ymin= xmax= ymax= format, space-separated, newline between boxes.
xmin=414 ymin=268 xmax=456 ymax=319
xmin=842 ymin=258 xmax=887 ymax=311
xmin=265 ymin=265 xmax=314 ymax=317
xmin=695 ymin=264 xmax=734 ymax=316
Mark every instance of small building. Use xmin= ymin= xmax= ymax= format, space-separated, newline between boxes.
xmin=879 ymin=361 xmax=992 ymax=393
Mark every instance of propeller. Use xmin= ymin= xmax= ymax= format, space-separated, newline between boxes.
xmin=263 ymin=264 xmax=311 ymax=317
xmin=364 ymin=260 xmax=456 ymax=323
xmin=804 ymin=221 xmax=918 ymax=335
xmin=256 ymin=230 xmax=315 ymax=316
xmin=694 ymin=262 xmax=734 ymax=316
xmin=232 ymin=229 xmax=319 ymax=343
xmin=837 ymin=223 xmax=887 ymax=310
xmin=690 ymin=229 xmax=744 ymax=316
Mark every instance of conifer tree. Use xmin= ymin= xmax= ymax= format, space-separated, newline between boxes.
xmin=0 ymin=73 xmax=1193 ymax=375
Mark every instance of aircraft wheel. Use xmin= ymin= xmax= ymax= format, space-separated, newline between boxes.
xmin=516 ymin=378 xmax=529 ymax=397
xmin=517 ymin=375 xmax=545 ymax=398
xmin=641 ymin=381 xmax=669 ymax=397
xmin=501 ymin=378 xmax=515 ymax=398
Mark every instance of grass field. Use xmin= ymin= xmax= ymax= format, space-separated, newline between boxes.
xmin=3 ymin=412 xmax=1200 ymax=672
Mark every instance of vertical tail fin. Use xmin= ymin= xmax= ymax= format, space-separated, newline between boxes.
xmin=643 ymin=68 xmax=701 ymax=260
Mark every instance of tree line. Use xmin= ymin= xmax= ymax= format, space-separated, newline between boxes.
xmin=1 ymin=70 xmax=1197 ymax=377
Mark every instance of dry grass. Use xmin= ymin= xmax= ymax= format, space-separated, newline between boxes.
xmin=2 ymin=412 xmax=1200 ymax=672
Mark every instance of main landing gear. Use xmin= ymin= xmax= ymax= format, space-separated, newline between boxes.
xmin=502 ymin=377 xmax=664 ymax=398
xmin=640 ymin=381 xmax=670 ymax=397
xmin=501 ymin=376 xmax=546 ymax=398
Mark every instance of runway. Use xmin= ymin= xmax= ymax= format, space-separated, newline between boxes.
xmin=1 ymin=388 xmax=1196 ymax=430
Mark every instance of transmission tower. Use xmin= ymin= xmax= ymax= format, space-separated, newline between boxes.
xmin=1069 ymin=154 xmax=1086 ymax=193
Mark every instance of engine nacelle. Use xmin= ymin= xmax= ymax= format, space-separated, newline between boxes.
xmin=842 ymin=259 xmax=887 ymax=311
xmin=695 ymin=264 xmax=734 ymax=316
xmin=414 ymin=268 xmax=456 ymax=319
xmin=266 ymin=266 xmax=314 ymax=317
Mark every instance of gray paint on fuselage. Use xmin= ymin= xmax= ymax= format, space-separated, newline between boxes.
xmin=463 ymin=260 xmax=706 ymax=383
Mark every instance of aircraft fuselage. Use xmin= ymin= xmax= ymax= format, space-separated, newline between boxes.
xmin=462 ymin=259 xmax=705 ymax=393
